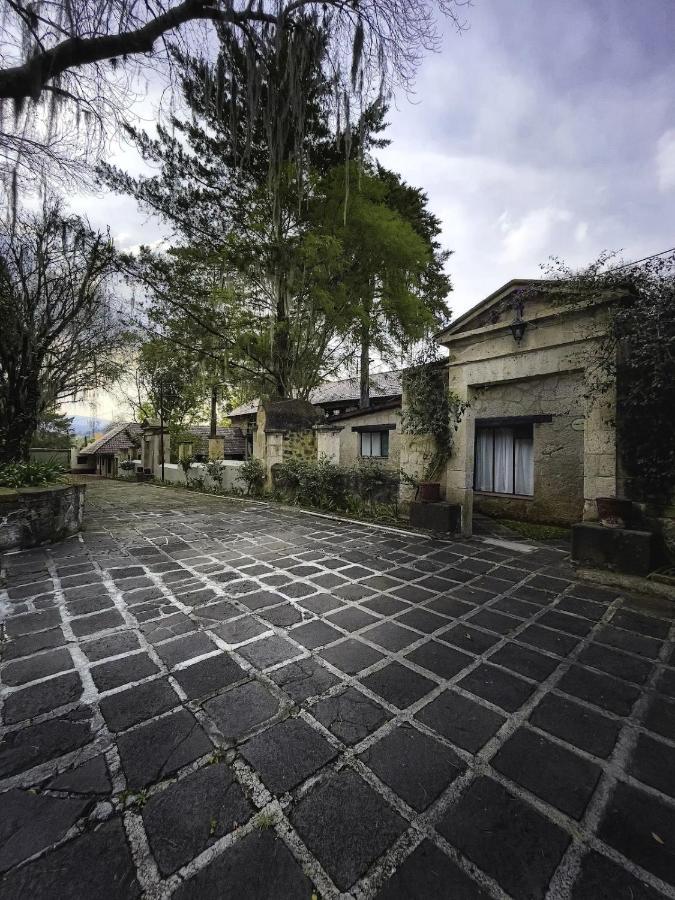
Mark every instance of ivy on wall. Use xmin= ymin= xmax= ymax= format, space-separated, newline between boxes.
xmin=538 ymin=252 xmax=675 ymax=511
xmin=400 ymin=343 xmax=468 ymax=481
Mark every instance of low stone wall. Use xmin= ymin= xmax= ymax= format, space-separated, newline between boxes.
xmin=0 ymin=484 xmax=86 ymax=551
xmin=152 ymin=461 xmax=245 ymax=492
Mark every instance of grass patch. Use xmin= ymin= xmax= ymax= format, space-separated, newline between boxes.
xmin=499 ymin=518 xmax=571 ymax=542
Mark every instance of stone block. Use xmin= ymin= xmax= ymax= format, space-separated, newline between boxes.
xmin=0 ymin=485 xmax=85 ymax=551
xmin=571 ymin=523 xmax=655 ymax=576
xmin=409 ymin=501 xmax=461 ymax=533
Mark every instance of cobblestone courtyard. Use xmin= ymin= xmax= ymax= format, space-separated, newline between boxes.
xmin=1 ymin=480 xmax=675 ymax=899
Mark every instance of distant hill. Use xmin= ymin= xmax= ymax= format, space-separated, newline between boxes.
xmin=69 ymin=415 xmax=111 ymax=437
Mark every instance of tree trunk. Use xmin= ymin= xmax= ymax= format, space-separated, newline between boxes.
xmin=359 ymin=306 xmax=371 ymax=410
xmin=272 ymin=280 xmax=290 ymax=399
xmin=210 ymin=383 xmax=218 ymax=439
xmin=0 ymin=384 xmax=40 ymax=463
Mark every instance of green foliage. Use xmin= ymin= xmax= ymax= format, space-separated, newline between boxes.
xmin=274 ymin=455 xmax=351 ymax=509
xmin=32 ymin=410 xmax=74 ymax=449
xmin=0 ymin=460 xmax=66 ymax=488
xmin=354 ymin=459 xmax=400 ymax=510
xmin=401 ymin=343 xmax=468 ymax=480
xmin=178 ymin=455 xmax=194 ymax=478
xmin=541 ymin=252 xmax=675 ymax=509
xmin=102 ymin=32 xmax=451 ymax=405
xmin=314 ymin=159 xmax=451 ymax=402
xmin=498 ymin=519 xmax=571 ymax=542
xmin=239 ymin=457 xmax=266 ymax=496
xmin=273 ymin=455 xmax=399 ymax=514
xmin=0 ymin=199 xmax=128 ymax=463
xmin=119 ymin=460 xmax=137 ymax=471
xmin=205 ymin=459 xmax=225 ymax=489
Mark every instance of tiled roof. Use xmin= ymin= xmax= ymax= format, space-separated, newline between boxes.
xmin=326 ymin=399 xmax=402 ymax=422
xmin=80 ymin=423 xmax=142 ymax=455
xmin=227 ymin=371 xmax=402 ymax=418
xmin=178 ymin=426 xmax=246 ymax=457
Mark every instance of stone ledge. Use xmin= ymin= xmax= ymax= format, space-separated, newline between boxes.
xmin=0 ymin=483 xmax=86 ymax=551
xmin=409 ymin=501 xmax=462 ymax=534
xmin=571 ymin=522 xmax=654 ymax=577
xmin=574 ymin=566 xmax=675 ymax=603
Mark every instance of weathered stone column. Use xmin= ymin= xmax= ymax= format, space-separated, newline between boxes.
xmin=444 ymin=374 xmax=474 ymax=536
xmin=208 ymin=438 xmax=224 ymax=460
xmin=315 ymin=425 xmax=343 ymax=463
xmin=582 ymin=385 xmax=617 ymax=520
xmin=264 ymin=430 xmax=285 ymax=485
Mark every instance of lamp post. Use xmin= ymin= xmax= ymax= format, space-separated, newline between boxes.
xmin=159 ymin=377 xmax=165 ymax=483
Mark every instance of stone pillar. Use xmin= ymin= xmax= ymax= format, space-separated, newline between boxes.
xmin=315 ymin=425 xmax=343 ymax=463
xmin=208 ymin=438 xmax=224 ymax=460
xmin=264 ymin=430 xmax=285 ymax=485
xmin=582 ymin=386 xmax=617 ymax=520
xmin=444 ymin=375 xmax=474 ymax=536
xmin=142 ymin=436 xmax=152 ymax=470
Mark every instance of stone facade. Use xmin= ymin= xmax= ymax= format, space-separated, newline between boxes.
xmin=142 ymin=428 xmax=170 ymax=473
xmin=471 ymin=372 xmax=585 ymax=525
xmin=436 ymin=280 xmax=616 ymax=535
xmin=255 ymin=401 xmax=321 ymax=486
xmin=283 ymin=429 xmax=317 ymax=462
xmin=315 ymin=426 xmax=343 ymax=463
xmin=0 ymin=484 xmax=85 ymax=551
xmin=399 ymin=432 xmax=443 ymax=508
xmin=332 ymin=407 xmax=401 ymax=471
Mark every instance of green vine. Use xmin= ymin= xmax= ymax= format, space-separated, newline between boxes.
xmin=540 ymin=252 xmax=675 ymax=512
xmin=401 ymin=344 xmax=468 ymax=481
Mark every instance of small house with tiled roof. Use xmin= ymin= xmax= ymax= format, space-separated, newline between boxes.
xmin=79 ymin=422 xmax=143 ymax=477
xmin=174 ymin=425 xmax=246 ymax=462
xmin=229 ymin=371 xmax=403 ymax=467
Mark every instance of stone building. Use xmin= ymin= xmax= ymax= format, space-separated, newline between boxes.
xmin=228 ymin=371 xmax=402 ymax=462
xmin=434 ymin=279 xmax=616 ymax=535
xmin=315 ymin=402 xmax=401 ymax=472
xmin=173 ymin=426 xmax=246 ymax=462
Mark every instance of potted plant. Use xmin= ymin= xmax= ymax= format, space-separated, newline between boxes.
xmin=596 ymin=497 xmax=633 ymax=528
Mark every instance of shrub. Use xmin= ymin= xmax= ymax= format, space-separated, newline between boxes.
xmin=239 ymin=457 xmax=266 ymax=496
xmin=0 ymin=460 xmax=66 ymax=488
xmin=355 ymin=459 xmax=399 ymax=510
xmin=178 ymin=455 xmax=194 ymax=480
xmin=274 ymin=456 xmax=350 ymax=509
xmin=119 ymin=459 xmax=136 ymax=471
xmin=205 ymin=459 xmax=224 ymax=490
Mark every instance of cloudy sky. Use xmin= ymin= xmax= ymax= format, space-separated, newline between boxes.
xmin=65 ymin=0 xmax=675 ymax=419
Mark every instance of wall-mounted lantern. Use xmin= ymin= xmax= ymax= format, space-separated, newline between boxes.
xmin=510 ymin=317 xmax=528 ymax=344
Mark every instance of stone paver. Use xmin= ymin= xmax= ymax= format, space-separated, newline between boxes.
xmin=1 ymin=479 xmax=674 ymax=898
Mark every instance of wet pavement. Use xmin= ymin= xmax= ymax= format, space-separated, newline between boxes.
xmin=1 ymin=479 xmax=674 ymax=899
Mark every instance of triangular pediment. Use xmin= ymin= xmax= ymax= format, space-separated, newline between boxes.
xmin=436 ymin=278 xmax=546 ymax=342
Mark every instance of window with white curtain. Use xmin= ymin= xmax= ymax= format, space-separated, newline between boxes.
xmin=360 ymin=430 xmax=389 ymax=458
xmin=474 ymin=424 xmax=534 ymax=496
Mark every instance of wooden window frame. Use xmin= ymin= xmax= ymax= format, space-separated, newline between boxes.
xmin=473 ymin=423 xmax=534 ymax=497
xmin=359 ymin=429 xmax=390 ymax=459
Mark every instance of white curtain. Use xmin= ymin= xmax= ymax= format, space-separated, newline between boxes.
xmin=515 ymin=433 xmax=534 ymax=495
xmin=474 ymin=429 xmax=494 ymax=491
xmin=494 ymin=428 xmax=514 ymax=493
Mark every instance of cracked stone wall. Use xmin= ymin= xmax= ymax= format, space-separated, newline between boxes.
xmin=0 ymin=485 xmax=86 ymax=551
xmin=471 ymin=372 xmax=585 ymax=525
xmin=283 ymin=431 xmax=317 ymax=462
